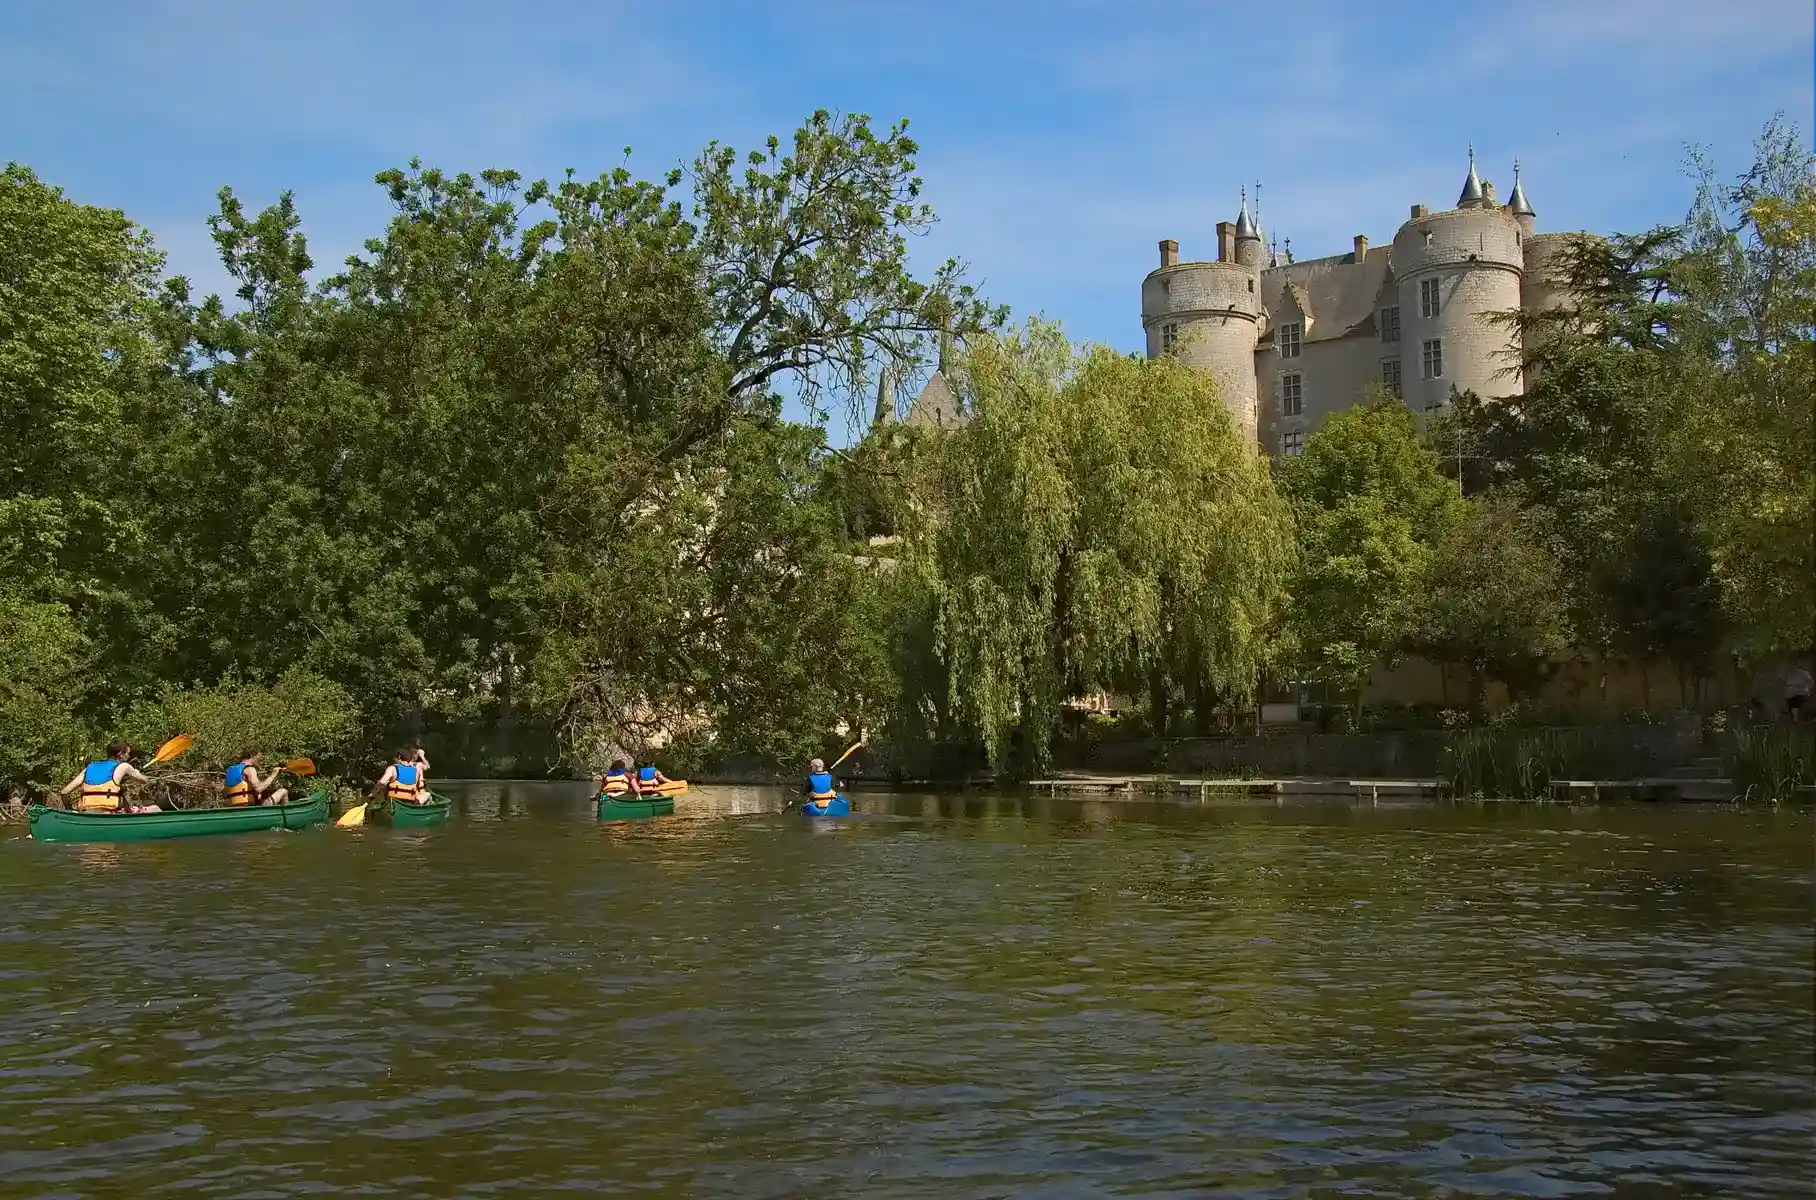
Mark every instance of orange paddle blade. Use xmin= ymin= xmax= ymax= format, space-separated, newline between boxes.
xmin=281 ymin=757 xmax=317 ymax=776
xmin=147 ymin=734 xmax=194 ymax=767
xmin=829 ymin=739 xmax=865 ymax=770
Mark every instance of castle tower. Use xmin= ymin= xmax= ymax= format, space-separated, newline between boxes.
xmin=1140 ymin=195 xmax=1264 ymax=441
xmin=1389 ymin=148 xmax=1527 ymax=410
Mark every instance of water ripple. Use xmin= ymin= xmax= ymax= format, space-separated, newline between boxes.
xmin=0 ymin=786 xmax=1810 ymax=1197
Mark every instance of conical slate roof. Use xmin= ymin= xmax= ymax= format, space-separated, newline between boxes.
xmin=1458 ymin=145 xmax=1484 ymax=207
xmin=1234 ymin=189 xmax=1258 ymax=240
xmin=1508 ymin=160 xmax=1534 ymax=217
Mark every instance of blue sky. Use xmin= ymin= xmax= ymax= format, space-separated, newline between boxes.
xmin=5 ymin=0 xmax=1811 ymax=434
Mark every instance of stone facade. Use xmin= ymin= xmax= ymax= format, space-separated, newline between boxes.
xmin=1143 ymin=154 xmax=1591 ymax=454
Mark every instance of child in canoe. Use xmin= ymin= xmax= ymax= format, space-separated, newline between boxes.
xmin=375 ymin=747 xmax=430 ymax=806
xmin=598 ymin=760 xmax=633 ymax=800
xmin=58 ymin=742 xmax=162 ymax=814
xmin=633 ymin=762 xmax=671 ymax=795
xmin=224 ymin=750 xmax=289 ymax=807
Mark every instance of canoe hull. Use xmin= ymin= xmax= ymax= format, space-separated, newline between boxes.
xmin=26 ymin=791 xmax=332 ymax=844
xmin=374 ymin=792 xmax=451 ymax=828
xmin=802 ymin=794 xmax=851 ymax=818
xmin=598 ymin=796 xmax=676 ymax=821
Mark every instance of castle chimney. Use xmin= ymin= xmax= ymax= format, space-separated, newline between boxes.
xmin=1411 ymin=204 xmax=1429 ymax=220
xmin=1159 ymin=238 xmax=1178 ymax=269
xmin=1482 ymin=180 xmax=1498 ymax=206
xmin=1353 ymin=234 xmax=1369 ymax=262
xmin=1216 ymin=221 xmax=1235 ymax=263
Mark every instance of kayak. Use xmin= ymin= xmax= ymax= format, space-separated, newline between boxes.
xmin=26 ymin=789 xmax=332 ymax=844
xmin=598 ymin=794 xmax=676 ymax=821
xmin=374 ymin=791 xmax=451 ymax=828
xmin=802 ymin=794 xmax=851 ymax=818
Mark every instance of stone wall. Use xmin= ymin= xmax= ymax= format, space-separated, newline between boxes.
xmin=1064 ymin=719 xmax=1704 ymax=779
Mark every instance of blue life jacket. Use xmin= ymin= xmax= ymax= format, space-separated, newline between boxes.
xmin=386 ymin=761 xmax=421 ymax=801
xmin=78 ymin=760 xmax=123 ymax=811
xmin=809 ymin=771 xmax=836 ymax=799
xmin=602 ymin=767 xmax=630 ymax=795
xmin=224 ymin=762 xmax=255 ymax=805
xmin=638 ymin=765 xmax=657 ymax=784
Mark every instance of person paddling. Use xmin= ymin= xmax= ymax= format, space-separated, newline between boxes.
xmin=374 ymin=747 xmax=428 ymax=807
xmin=804 ymin=757 xmax=840 ymax=813
xmin=599 ymin=760 xmax=632 ymax=799
xmin=224 ymin=750 xmax=289 ymax=807
xmin=633 ymin=761 xmax=670 ymax=796
xmin=58 ymin=741 xmax=159 ymax=814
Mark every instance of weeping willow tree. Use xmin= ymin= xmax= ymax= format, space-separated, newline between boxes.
xmin=904 ymin=321 xmax=1293 ymax=775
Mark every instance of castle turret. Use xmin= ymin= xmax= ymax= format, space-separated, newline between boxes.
xmin=1141 ymin=214 xmax=1264 ymax=442
xmin=1458 ymin=144 xmax=1485 ymax=209
xmin=1507 ymin=159 xmax=1535 ymax=235
xmin=1233 ymin=190 xmax=1264 ymax=268
xmin=1392 ymin=150 xmax=1526 ymax=410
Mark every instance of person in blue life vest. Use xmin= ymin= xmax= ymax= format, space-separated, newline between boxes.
xmin=374 ymin=747 xmax=429 ymax=806
xmin=58 ymin=741 xmax=159 ymax=814
xmin=598 ymin=760 xmax=632 ymax=799
xmin=804 ymin=757 xmax=840 ymax=811
xmin=224 ymin=749 xmax=288 ymax=807
xmin=633 ymin=761 xmax=670 ymax=796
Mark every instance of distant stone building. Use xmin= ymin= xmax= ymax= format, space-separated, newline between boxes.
xmin=1141 ymin=151 xmax=1589 ymax=455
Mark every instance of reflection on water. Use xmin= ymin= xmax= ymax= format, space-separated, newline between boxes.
xmin=0 ymin=783 xmax=1811 ymax=1197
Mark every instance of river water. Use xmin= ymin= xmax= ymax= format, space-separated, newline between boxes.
xmin=1 ymin=783 xmax=1810 ymax=1198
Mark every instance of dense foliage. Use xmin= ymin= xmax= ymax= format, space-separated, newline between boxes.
xmin=1 ymin=114 xmax=1808 ymax=790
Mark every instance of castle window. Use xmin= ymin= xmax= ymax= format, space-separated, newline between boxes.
xmin=1281 ymin=374 xmax=1303 ymax=417
xmin=1381 ymin=306 xmax=1400 ymax=343
xmin=1248 ymin=279 xmax=1255 ymax=293
xmin=1422 ymin=338 xmax=1444 ymax=379
xmin=1161 ymin=323 xmax=1179 ymax=355
xmin=1420 ymin=278 xmax=1441 ymax=319
xmin=1382 ymin=359 xmax=1402 ymax=396
xmin=1279 ymin=322 xmax=1302 ymax=359
xmin=1282 ymin=430 xmax=1305 ymax=456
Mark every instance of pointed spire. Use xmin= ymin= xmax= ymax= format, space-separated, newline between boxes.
xmin=1508 ymin=157 xmax=1534 ymax=217
xmin=1234 ymin=184 xmax=1258 ymax=240
xmin=1458 ymin=143 xmax=1484 ymax=208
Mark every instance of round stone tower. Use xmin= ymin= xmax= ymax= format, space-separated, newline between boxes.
xmin=1390 ymin=148 xmax=1527 ymax=410
xmin=1141 ymin=202 xmax=1264 ymax=442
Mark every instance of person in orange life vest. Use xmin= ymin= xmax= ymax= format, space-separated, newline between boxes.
xmin=599 ymin=760 xmax=632 ymax=799
xmin=58 ymin=741 xmax=159 ymax=814
xmin=804 ymin=757 xmax=839 ymax=810
xmin=633 ymin=762 xmax=669 ymax=796
xmin=375 ymin=747 xmax=429 ymax=805
xmin=224 ymin=749 xmax=289 ymax=807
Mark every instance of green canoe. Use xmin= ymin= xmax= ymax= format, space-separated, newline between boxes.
xmin=373 ymin=791 xmax=451 ymax=828
xmin=27 ymin=789 xmax=331 ymax=844
xmin=598 ymin=794 xmax=675 ymax=822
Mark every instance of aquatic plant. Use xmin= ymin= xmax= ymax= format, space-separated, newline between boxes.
xmin=1723 ymin=726 xmax=1816 ymax=803
xmin=1441 ymin=727 xmax=1610 ymax=800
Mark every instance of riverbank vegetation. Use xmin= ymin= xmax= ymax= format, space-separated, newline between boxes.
xmin=2 ymin=113 xmax=1810 ymax=794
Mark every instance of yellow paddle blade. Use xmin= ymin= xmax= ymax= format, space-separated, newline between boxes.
xmin=829 ymin=739 xmax=865 ymax=770
xmin=651 ymin=779 xmax=689 ymax=797
xmin=281 ymin=757 xmax=317 ymax=776
xmin=336 ymin=803 xmax=368 ymax=827
xmin=147 ymin=734 xmax=194 ymax=767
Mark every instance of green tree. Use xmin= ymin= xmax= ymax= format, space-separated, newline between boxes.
xmin=1280 ymin=392 xmax=1463 ymax=716
xmin=1418 ymin=491 xmax=1572 ymax=710
xmin=911 ymin=323 xmax=1290 ymax=774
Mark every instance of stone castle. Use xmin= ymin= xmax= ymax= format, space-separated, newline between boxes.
xmin=1139 ymin=150 xmax=1584 ymax=455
